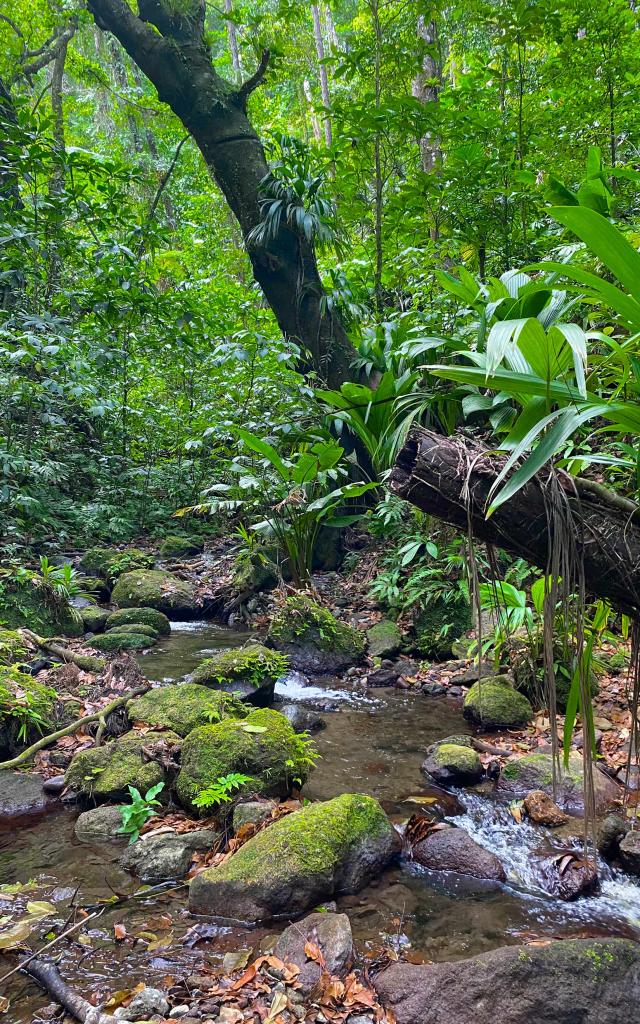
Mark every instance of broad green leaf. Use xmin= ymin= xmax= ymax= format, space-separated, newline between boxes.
xmin=235 ymin=428 xmax=288 ymax=481
xmin=550 ymin=206 xmax=640 ymax=302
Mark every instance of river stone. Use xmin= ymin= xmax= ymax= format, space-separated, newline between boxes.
xmin=498 ymin=752 xmax=622 ymax=815
xmin=367 ymin=620 xmax=402 ymax=658
xmin=233 ymin=799 xmax=277 ymax=831
xmin=120 ymin=827 xmax=220 ymax=883
xmin=105 ymin=607 xmax=171 ymax=636
xmin=523 ymin=790 xmax=569 ymax=826
xmin=75 ymin=805 xmax=127 ymax=843
xmin=113 ymin=986 xmax=170 ymax=1021
xmin=267 ymin=595 xmax=366 ymax=675
xmin=619 ymin=830 xmax=640 ymax=875
xmin=89 ymin=631 xmax=154 ymax=653
xmin=0 ymin=771 xmax=50 ymax=819
xmin=412 ymin=826 xmax=505 ymax=881
xmin=111 ymin=569 xmax=198 ymax=618
xmin=65 ymin=730 xmax=180 ymax=801
xmin=188 ymin=793 xmax=401 ymax=922
xmin=279 ymin=704 xmax=326 ymax=733
xmin=463 ymin=675 xmax=533 ymax=728
xmin=80 ymin=606 xmax=111 ymax=633
xmin=421 ymin=738 xmax=482 ymax=786
xmin=597 ymin=813 xmax=629 ymax=859
xmin=159 ymin=534 xmax=204 ymax=559
xmin=128 ymin=684 xmax=247 ymax=737
xmin=189 ymin=643 xmax=286 ymax=705
xmin=373 ymin=938 xmax=640 ymax=1024
xmin=537 ymin=852 xmax=599 ymax=900
xmin=274 ymin=912 xmax=353 ymax=994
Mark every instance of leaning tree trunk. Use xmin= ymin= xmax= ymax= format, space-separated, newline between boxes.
xmin=390 ymin=428 xmax=640 ymax=615
xmin=87 ymin=0 xmax=354 ymax=388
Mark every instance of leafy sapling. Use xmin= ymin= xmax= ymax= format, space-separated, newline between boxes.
xmin=117 ymin=782 xmax=165 ymax=844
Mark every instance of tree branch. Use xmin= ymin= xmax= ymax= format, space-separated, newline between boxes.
xmin=238 ymin=49 xmax=270 ymax=99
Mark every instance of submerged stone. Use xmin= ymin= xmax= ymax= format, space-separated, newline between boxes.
xmin=111 ymin=569 xmax=197 ymax=618
xmin=463 ymin=675 xmax=533 ymax=728
xmin=267 ymin=595 xmax=365 ymax=675
xmin=188 ymin=793 xmax=401 ymax=921
xmin=128 ymin=683 xmax=247 ymax=737
xmin=65 ymin=730 xmax=180 ymax=800
xmin=0 ymin=771 xmax=51 ymax=819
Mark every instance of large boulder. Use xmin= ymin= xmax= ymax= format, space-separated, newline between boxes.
xmin=120 ymin=827 xmax=219 ymax=883
xmin=421 ymin=737 xmax=482 ymax=786
xmin=107 ymin=623 xmax=159 ymax=640
xmin=411 ymin=826 xmax=505 ymax=882
xmin=189 ymin=643 xmax=287 ymax=704
xmin=65 ymin=730 xmax=180 ymax=800
xmin=188 ymin=793 xmax=401 ymax=921
xmin=176 ymin=707 xmax=313 ymax=813
xmin=367 ymin=620 xmax=402 ymax=659
xmin=463 ymin=675 xmax=533 ymax=728
xmin=274 ymin=912 xmax=353 ymax=994
xmin=80 ymin=606 xmax=111 ymax=633
xmin=128 ymin=684 xmax=247 ymax=737
xmin=268 ymin=595 xmax=365 ymax=675
xmin=619 ymin=830 xmax=640 ymax=875
xmin=81 ymin=546 xmax=154 ymax=583
xmin=105 ymin=607 xmax=171 ymax=636
xmin=111 ymin=569 xmax=197 ymax=618
xmin=0 ymin=771 xmax=51 ymax=819
xmin=413 ymin=600 xmax=471 ymax=659
xmin=0 ymin=629 xmax=27 ymax=666
xmin=89 ymin=631 xmax=155 ymax=653
xmin=373 ymin=938 xmax=640 ymax=1024
xmin=0 ymin=668 xmax=56 ymax=749
xmin=0 ymin=578 xmax=83 ymax=637
xmin=159 ymin=535 xmax=204 ymax=559
xmin=498 ymin=752 xmax=622 ymax=815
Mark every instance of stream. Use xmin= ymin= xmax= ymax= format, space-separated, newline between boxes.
xmin=3 ymin=620 xmax=640 ymax=1018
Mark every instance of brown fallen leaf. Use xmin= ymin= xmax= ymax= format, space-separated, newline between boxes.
xmin=113 ymin=922 xmax=127 ymax=941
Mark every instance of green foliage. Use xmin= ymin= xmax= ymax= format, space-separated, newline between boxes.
xmin=117 ymin=782 xmax=165 ymax=845
xmin=192 ymin=772 xmax=254 ymax=810
xmin=0 ymin=666 xmax=56 ymax=745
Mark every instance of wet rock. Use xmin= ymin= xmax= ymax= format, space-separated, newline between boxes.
xmin=421 ymin=682 xmax=446 ymax=697
xmin=233 ymin=799 xmax=277 ymax=831
xmin=128 ymin=684 xmax=247 ymax=737
xmin=79 ymin=606 xmax=111 ymax=633
xmin=274 ymin=911 xmax=353 ymax=993
xmin=189 ymin=793 xmax=401 ymax=922
xmin=538 ymin=851 xmax=599 ymax=900
xmin=189 ymin=643 xmax=286 ymax=705
xmin=106 ymin=607 xmax=171 ymax=636
xmin=279 ymin=704 xmax=326 ymax=733
xmin=65 ymin=730 xmax=180 ymax=801
xmin=0 ymin=771 xmax=50 ymax=819
xmin=111 ymin=569 xmax=197 ymax=619
xmin=42 ymin=775 xmax=66 ymax=796
xmin=450 ymin=662 xmax=493 ymax=685
xmin=447 ymin=686 xmax=463 ymax=698
xmin=411 ymin=826 xmax=505 ymax=882
xmin=498 ymin=752 xmax=622 ymax=815
xmin=75 ymin=805 xmax=127 ymax=843
xmin=90 ymin=631 xmax=155 ymax=653
xmin=463 ymin=675 xmax=533 ymax=728
xmin=120 ymin=828 xmax=220 ymax=883
xmin=267 ymin=595 xmax=365 ymax=675
xmin=159 ymin=534 xmax=204 ymax=559
xmin=114 ymin=986 xmax=170 ymax=1020
xmin=421 ymin=738 xmax=482 ymax=787
xmin=523 ymin=790 xmax=569 ymax=826
xmin=373 ymin=938 xmax=640 ymax=1024
xmin=367 ymin=668 xmax=400 ymax=688
xmin=176 ymin=708 xmax=311 ymax=814
xmin=619 ymin=830 xmax=640 ymax=875
xmin=367 ymin=621 xmax=402 ymax=659
xmin=597 ymin=813 xmax=629 ymax=859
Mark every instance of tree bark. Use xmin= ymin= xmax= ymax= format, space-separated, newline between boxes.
xmin=224 ymin=0 xmax=241 ymax=78
xmin=87 ymin=0 xmax=354 ymax=388
xmin=0 ymin=76 xmax=23 ymax=310
xmin=390 ymin=428 xmax=640 ymax=615
xmin=311 ymin=3 xmax=332 ymax=148
xmin=411 ymin=17 xmax=440 ymax=174
xmin=23 ymin=958 xmax=112 ymax=1023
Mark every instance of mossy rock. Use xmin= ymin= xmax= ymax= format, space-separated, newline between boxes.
xmin=498 ymin=751 xmax=622 ymax=815
xmin=267 ymin=596 xmax=365 ymax=675
xmin=190 ymin=643 xmax=288 ymax=704
xmin=107 ymin=623 xmax=159 ymax=640
xmin=89 ymin=632 xmax=155 ymax=653
xmin=188 ymin=793 xmax=401 ymax=921
xmin=159 ymin=535 xmax=204 ymax=559
xmin=81 ymin=547 xmax=154 ymax=583
xmin=128 ymin=684 xmax=247 ymax=737
xmin=176 ymin=707 xmax=314 ymax=813
xmin=111 ymin=569 xmax=197 ymax=618
xmin=463 ymin=675 xmax=533 ymax=728
xmin=105 ymin=607 xmax=171 ymax=636
xmin=513 ymin=644 xmax=598 ymax=713
xmin=0 ymin=629 xmax=27 ymax=667
xmin=0 ymin=579 xmax=83 ymax=637
xmin=367 ymin=620 xmax=402 ymax=659
xmin=65 ymin=729 xmax=180 ymax=800
xmin=0 ymin=667 xmax=56 ymax=749
xmin=413 ymin=600 xmax=471 ymax=660
xmin=80 ymin=607 xmax=111 ymax=634
xmin=232 ymin=553 xmax=278 ymax=596
xmin=80 ymin=547 xmax=119 ymax=580
xmin=422 ymin=736 xmax=482 ymax=786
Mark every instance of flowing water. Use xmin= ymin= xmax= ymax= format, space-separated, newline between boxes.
xmin=3 ymin=620 xmax=640 ymax=1017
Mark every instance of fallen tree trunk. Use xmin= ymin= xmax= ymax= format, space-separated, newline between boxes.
xmin=390 ymin=428 xmax=640 ymax=615
xmin=21 ymin=629 xmax=105 ymax=673
xmin=22 ymin=957 xmax=112 ymax=1023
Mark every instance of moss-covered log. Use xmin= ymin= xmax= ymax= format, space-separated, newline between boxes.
xmin=390 ymin=428 xmax=640 ymax=615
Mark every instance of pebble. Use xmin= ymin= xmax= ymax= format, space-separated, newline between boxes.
xmin=422 ymin=682 xmax=446 ymax=697
xmin=170 ymin=1008 xmax=191 ymax=1018
xmin=447 ymin=686 xmax=463 ymax=698
xmin=42 ymin=775 xmax=66 ymax=795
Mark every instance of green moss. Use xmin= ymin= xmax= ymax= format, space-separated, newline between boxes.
xmin=159 ymin=535 xmax=203 ymax=559
xmin=0 ymin=666 xmax=56 ymax=746
xmin=107 ymin=623 xmax=159 ymax=639
xmin=89 ymin=632 xmax=154 ymax=653
xmin=268 ymin=595 xmax=365 ymax=658
xmin=80 ymin=607 xmax=111 ymax=633
xmin=232 ymin=552 xmax=278 ymax=595
xmin=513 ymin=644 xmax=598 ymax=712
xmin=190 ymin=643 xmax=288 ymax=690
xmin=105 ymin=607 xmax=171 ymax=636
xmin=65 ymin=730 xmax=180 ymax=798
xmin=80 ymin=547 xmax=119 ymax=579
xmin=81 ymin=547 xmax=154 ymax=583
xmin=0 ymin=578 xmax=83 ymax=637
xmin=414 ymin=600 xmax=471 ymax=659
xmin=367 ymin=620 xmax=402 ymax=658
xmin=207 ymin=793 xmax=390 ymax=884
xmin=176 ymin=707 xmax=316 ymax=812
xmin=0 ymin=629 xmax=27 ymax=667
xmin=435 ymin=743 xmax=481 ymax=774
xmin=463 ymin=675 xmax=533 ymax=728
xmin=110 ymin=569 xmax=196 ymax=616
xmin=128 ymin=683 xmax=247 ymax=737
